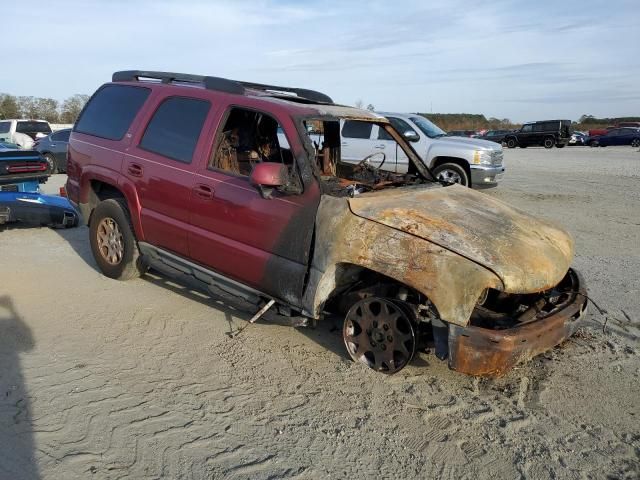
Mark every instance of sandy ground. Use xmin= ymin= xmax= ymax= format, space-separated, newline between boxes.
xmin=1 ymin=146 xmax=639 ymax=479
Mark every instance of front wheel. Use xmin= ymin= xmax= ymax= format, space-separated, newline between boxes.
xmin=343 ymin=297 xmax=417 ymax=374
xmin=590 ymin=140 xmax=599 ymax=147
xmin=89 ymin=198 xmax=144 ymax=280
xmin=432 ymin=162 xmax=469 ymax=187
xmin=506 ymin=138 xmax=517 ymax=148
xmin=556 ymin=143 xmax=566 ymax=148
xmin=543 ymin=137 xmax=554 ymax=148
xmin=631 ymin=139 xmax=640 ymax=148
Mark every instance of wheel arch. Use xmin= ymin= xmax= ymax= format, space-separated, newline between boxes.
xmin=431 ymin=156 xmax=471 ymax=185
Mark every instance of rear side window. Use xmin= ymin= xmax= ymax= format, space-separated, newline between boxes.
xmin=52 ymin=130 xmax=70 ymax=142
xmin=139 ymin=97 xmax=210 ymax=164
xmin=342 ymin=120 xmax=373 ymax=139
xmin=0 ymin=121 xmax=10 ymax=134
xmin=75 ymin=85 xmax=150 ymax=140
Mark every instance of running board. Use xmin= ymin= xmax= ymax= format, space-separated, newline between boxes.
xmin=138 ymin=242 xmax=266 ymax=307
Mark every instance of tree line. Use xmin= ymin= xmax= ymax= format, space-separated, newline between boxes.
xmin=0 ymin=93 xmax=90 ymax=124
xmin=416 ymin=113 xmax=518 ymax=131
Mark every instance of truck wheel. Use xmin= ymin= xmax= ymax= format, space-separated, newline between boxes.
xmin=89 ymin=198 xmax=144 ymax=280
xmin=433 ymin=163 xmax=469 ymax=187
xmin=631 ymin=139 xmax=640 ymax=148
xmin=343 ymin=297 xmax=417 ymax=374
xmin=589 ymin=140 xmax=599 ymax=147
xmin=506 ymin=138 xmax=517 ymax=148
xmin=556 ymin=143 xmax=565 ymax=148
xmin=44 ymin=154 xmax=58 ymax=174
xmin=543 ymin=137 xmax=554 ymax=148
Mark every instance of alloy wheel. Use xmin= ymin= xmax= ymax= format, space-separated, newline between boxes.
xmin=96 ymin=217 xmax=124 ymax=265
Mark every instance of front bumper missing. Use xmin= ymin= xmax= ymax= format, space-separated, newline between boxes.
xmin=448 ymin=268 xmax=587 ymax=376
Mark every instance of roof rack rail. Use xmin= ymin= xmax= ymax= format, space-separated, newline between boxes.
xmin=112 ymin=70 xmax=333 ymax=104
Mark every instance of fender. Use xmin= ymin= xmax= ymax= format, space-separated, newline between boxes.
xmin=301 ymin=195 xmax=502 ymax=326
xmin=79 ymin=165 xmax=145 ymax=241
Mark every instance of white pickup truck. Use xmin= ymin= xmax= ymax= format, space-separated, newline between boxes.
xmin=342 ymin=113 xmax=504 ymax=187
xmin=0 ymin=119 xmax=52 ymax=149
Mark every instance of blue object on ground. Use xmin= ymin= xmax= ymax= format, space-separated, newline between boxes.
xmin=0 ymin=191 xmax=79 ymax=228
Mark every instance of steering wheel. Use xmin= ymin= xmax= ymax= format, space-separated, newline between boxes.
xmin=357 ymin=151 xmax=386 ymax=171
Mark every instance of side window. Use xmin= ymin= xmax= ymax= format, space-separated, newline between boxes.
xmin=209 ymin=107 xmax=296 ymax=179
xmin=342 ymin=120 xmax=373 ymax=139
xmin=52 ymin=130 xmax=71 ymax=142
xmin=387 ymin=117 xmax=418 ymax=140
xmin=0 ymin=121 xmax=10 ymax=134
xmin=75 ymin=85 xmax=150 ymax=140
xmin=532 ymin=123 xmax=544 ymax=132
xmin=522 ymin=124 xmax=533 ymax=133
xmin=139 ymin=97 xmax=210 ymax=164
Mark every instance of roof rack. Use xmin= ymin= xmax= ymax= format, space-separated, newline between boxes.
xmin=112 ymin=70 xmax=333 ymax=104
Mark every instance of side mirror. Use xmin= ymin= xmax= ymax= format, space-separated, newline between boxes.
xmin=249 ymin=162 xmax=288 ymax=199
xmin=403 ymin=130 xmax=420 ymax=142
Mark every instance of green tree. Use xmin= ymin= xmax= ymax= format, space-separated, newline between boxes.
xmin=59 ymin=94 xmax=90 ymax=124
xmin=0 ymin=94 xmax=20 ymax=119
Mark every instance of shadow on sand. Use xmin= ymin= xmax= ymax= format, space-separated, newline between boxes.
xmin=0 ymin=295 xmax=39 ymax=479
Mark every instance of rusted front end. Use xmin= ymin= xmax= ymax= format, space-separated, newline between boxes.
xmin=448 ymin=268 xmax=588 ymax=376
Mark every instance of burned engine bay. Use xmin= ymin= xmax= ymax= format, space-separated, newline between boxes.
xmin=301 ymin=118 xmax=434 ymax=197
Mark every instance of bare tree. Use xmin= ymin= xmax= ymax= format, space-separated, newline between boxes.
xmin=354 ymin=99 xmax=364 ymax=109
xmin=366 ymin=104 xmax=375 ymax=111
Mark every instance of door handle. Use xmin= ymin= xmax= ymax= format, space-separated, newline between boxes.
xmin=127 ymin=163 xmax=143 ymax=177
xmin=341 ymin=142 xmax=348 ymax=146
xmin=193 ymin=184 xmax=214 ymax=200
xmin=374 ymin=144 xmax=386 ymax=149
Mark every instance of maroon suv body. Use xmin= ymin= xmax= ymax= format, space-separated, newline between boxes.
xmin=67 ymin=71 xmax=587 ymax=376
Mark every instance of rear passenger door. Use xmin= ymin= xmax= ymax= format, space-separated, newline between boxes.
xmin=126 ymin=94 xmax=214 ymax=257
xmin=340 ymin=120 xmax=376 ymax=165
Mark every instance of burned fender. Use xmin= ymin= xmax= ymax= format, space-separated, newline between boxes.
xmin=302 ymin=195 xmax=503 ymax=326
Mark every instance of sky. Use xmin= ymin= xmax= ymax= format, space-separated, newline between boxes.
xmin=2 ymin=0 xmax=638 ymax=122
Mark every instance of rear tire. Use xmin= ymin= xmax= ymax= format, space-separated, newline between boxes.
xmin=89 ymin=198 xmax=144 ymax=280
xmin=44 ymin=153 xmax=58 ymax=174
xmin=506 ymin=138 xmax=517 ymax=148
xmin=433 ymin=162 xmax=469 ymax=187
xmin=543 ymin=137 xmax=554 ymax=149
xmin=631 ymin=139 xmax=640 ymax=148
xmin=589 ymin=140 xmax=599 ymax=147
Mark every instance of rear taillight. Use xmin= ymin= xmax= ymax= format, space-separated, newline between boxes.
xmin=7 ymin=162 xmax=48 ymax=173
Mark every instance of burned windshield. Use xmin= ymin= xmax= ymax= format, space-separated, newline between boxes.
xmin=300 ymin=118 xmax=434 ymax=197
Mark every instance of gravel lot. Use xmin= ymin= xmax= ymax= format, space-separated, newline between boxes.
xmin=1 ymin=146 xmax=639 ymax=479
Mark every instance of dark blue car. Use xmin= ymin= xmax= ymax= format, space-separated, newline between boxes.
xmin=588 ymin=127 xmax=640 ymax=147
xmin=33 ymin=128 xmax=71 ymax=173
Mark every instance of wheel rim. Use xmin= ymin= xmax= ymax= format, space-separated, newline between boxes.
xmin=45 ymin=155 xmax=55 ymax=171
xmin=96 ymin=217 xmax=124 ymax=265
xmin=343 ymin=298 xmax=416 ymax=374
xmin=545 ymin=139 xmax=553 ymax=148
xmin=632 ymin=139 xmax=640 ymax=147
xmin=437 ymin=169 xmax=463 ymax=184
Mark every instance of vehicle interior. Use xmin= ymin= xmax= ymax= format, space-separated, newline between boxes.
xmin=301 ymin=118 xmax=432 ymax=197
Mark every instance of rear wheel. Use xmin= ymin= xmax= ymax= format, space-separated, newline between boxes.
xmin=589 ymin=140 xmax=599 ymax=147
xmin=543 ymin=137 xmax=554 ymax=148
xmin=631 ymin=138 xmax=640 ymax=148
xmin=506 ymin=138 xmax=517 ymax=148
xmin=432 ymin=162 xmax=469 ymax=187
xmin=44 ymin=153 xmax=58 ymax=174
xmin=89 ymin=198 xmax=144 ymax=280
xmin=343 ymin=297 xmax=417 ymax=374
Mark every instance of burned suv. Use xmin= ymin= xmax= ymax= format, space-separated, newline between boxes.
xmin=66 ymin=71 xmax=587 ymax=376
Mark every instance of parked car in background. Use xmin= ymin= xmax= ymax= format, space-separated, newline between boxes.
xmin=66 ymin=70 xmax=586 ymax=376
xmin=0 ymin=119 xmax=52 ymax=149
xmin=478 ymin=130 xmax=512 ymax=144
xmin=569 ymin=131 xmax=587 ymax=146
xmin=617 ymin=122 xmax=640 ymax=128
xmin=587 ymin=127 xmax=640 ymax=147
xmin=504 ymin=120 xmax=571 ymax=148
xmin=33 ymin=128 xmax=71 ymax=173
xmin=446 ymin=129 xmax=477 ymax=138
xmin=340 ymin=113 xmax=504 ymax=187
